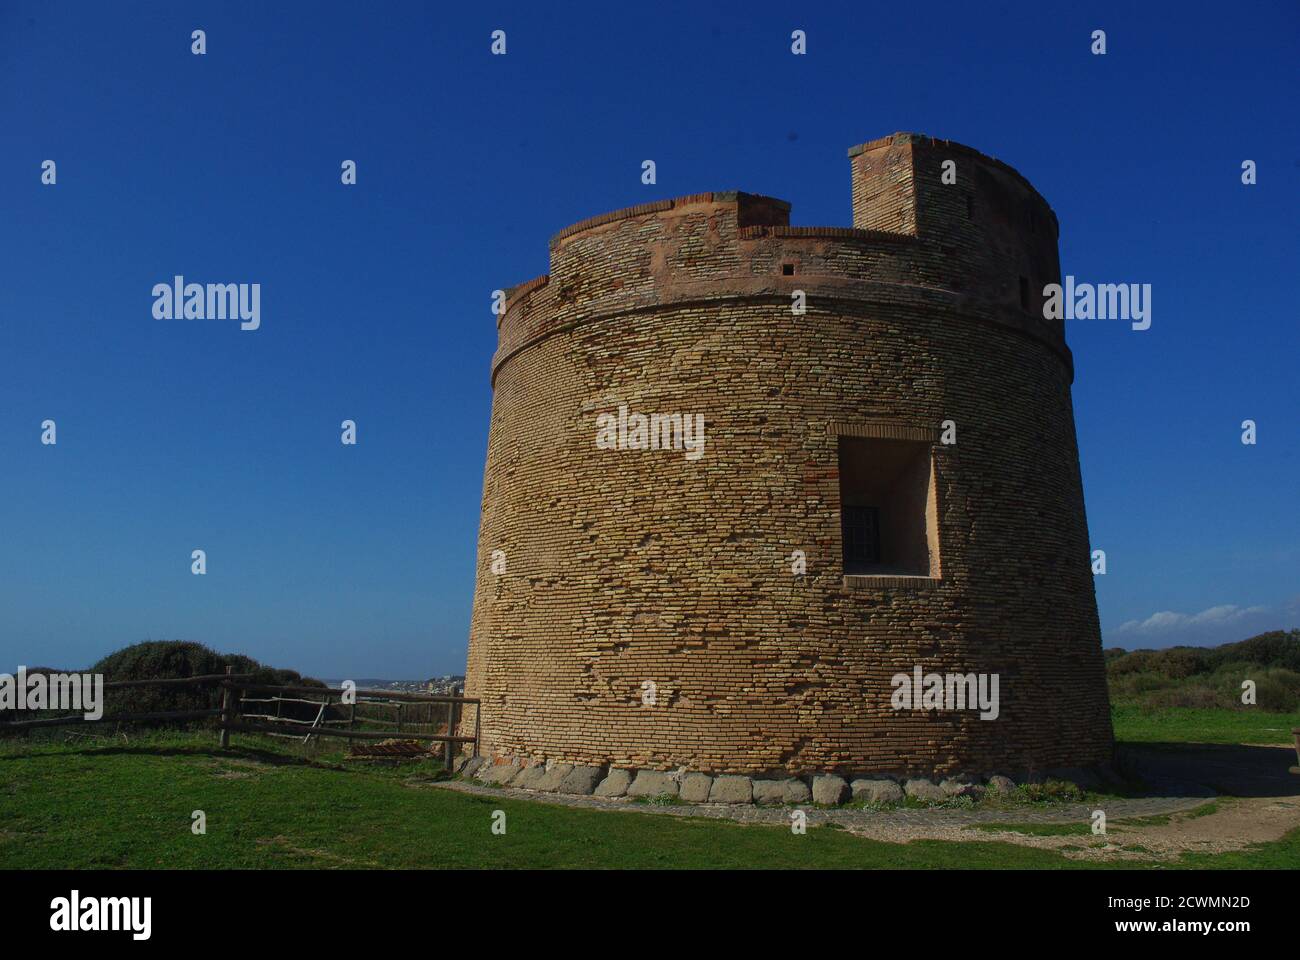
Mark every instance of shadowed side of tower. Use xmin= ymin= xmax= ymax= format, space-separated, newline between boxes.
xmin=461 ymin=133 xmax=1113 ymax=780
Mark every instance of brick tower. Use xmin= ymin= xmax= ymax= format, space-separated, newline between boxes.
xmin=461 ymin=133 xmax=1113 ymax=780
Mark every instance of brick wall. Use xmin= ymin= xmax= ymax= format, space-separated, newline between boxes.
xmin=462 ymin=133 xmax=1113 ymax=778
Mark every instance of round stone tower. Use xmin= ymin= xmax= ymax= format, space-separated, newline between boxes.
xmin=462 ymin=133 xmax=1113 ymax=780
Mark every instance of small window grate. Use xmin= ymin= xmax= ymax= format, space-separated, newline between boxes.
xmin=842 ymin=506 xmax=881 ymax=565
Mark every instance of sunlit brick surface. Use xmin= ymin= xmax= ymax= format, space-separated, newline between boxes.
xmin=462 ymin=133 xmax=1113 ymax=777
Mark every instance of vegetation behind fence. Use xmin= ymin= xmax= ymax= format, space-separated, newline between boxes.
xmin=0 ymin=668 xmax=480 ymax=765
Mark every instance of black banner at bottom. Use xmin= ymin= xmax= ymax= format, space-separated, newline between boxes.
xmin=3 ymin=868 xmax=1284 ymax=944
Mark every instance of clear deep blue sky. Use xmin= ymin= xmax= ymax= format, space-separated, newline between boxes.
xmin=3 ymin=2 xmax=1297 ymax=678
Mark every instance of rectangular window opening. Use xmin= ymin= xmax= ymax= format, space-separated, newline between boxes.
xmin=781 ymin=262 xmax=795 ymax=276
xmin=838 ymin=436 xmax=940 ymax=578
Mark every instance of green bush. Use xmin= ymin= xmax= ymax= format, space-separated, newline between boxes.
xmin=87 ymin=640 xmax=320 ymax=727
xmin=1021 ymin=780 xmax=1085 ymax=803
xmin=1144 ymin=684 xmax=1223 ymax=709
xmin=1253 ymin=673 xmax=1300 ymax=713
xmin=1105 ymin=630 xmax=1300 ymax=715
xmin=1207 ymin=631 xmax=1300 ymax=674
xmin=1153 ymin=647 xmax=1207 ymax=680
xmin=1107 ymin=649 xmax=1159 ymax=676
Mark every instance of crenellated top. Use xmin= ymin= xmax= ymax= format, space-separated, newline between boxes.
xmin=549 ymin=191 xmax=791 ymax=246
xmin=492 ymin=135 xmax=1071 ymax=386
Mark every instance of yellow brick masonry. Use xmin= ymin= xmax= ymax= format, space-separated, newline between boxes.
xmin=460 ymin=133 xmax=1114 ymax=779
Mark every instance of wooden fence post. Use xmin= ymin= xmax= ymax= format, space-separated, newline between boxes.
xmin=303 ymin=692 xmax=329 ymax=745
xmin=442 ymin=700 xmax=453 ymax=769
xmin=219 ymin=666 xmax=234 ymax=748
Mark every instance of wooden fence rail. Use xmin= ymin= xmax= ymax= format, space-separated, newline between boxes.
xmin=0 ymin=667 xmax=481 ymax=766
xmin=235 ymin=682 xmax=475 ymax=704
xmin=0 ymin=708 xmax=222 ymax=731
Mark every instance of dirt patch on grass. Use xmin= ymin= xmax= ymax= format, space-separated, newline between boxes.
xmin=843 ymin=743 xmax=1300 ymax=862
xmin=202 ymin=756 xmax=283 ymax=779
xmin=255 ymin=835 xmax=384 ymax=869
xmin=836 ymin=795 xmax=1300 ymax=863
xmin=1111 ymin=795 xmax=1300 ymax=855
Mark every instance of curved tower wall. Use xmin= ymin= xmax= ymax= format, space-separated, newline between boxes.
xmin=463 ymin=133 xmax=1113 ymax=778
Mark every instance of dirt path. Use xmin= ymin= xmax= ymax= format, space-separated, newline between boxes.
xmin=876 ymin=743 xmax=1300 ymax=862
xmin=943 ymin=793 xmax=1300 ymax=863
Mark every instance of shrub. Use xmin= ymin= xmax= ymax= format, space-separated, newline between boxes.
xmin=1107 ymin=649 xmax=1159 ymax=676
xmin=1108 ymin=670 xmax=1176 ymax=702
xmin=88 ymin=640 xmax=320 ymax=726
xmin=1021 ymin=780 xmax=1085 ymax=803
xmin=1106 ymin=631 xmax=1300 ymax=694
xmin=1144 ymin=684 xmax=1223 ymax=710
xmin=1207 ymin=630 xmax=1300 ymax=674
xmin=1252 ymin=674 xmax=1300 ymax=713
xmin=1151 ymin=647 xmax=1207 ymax=680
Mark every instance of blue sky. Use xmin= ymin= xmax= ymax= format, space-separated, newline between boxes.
xmin=3 ymin=2 xmax=1297 ymax=677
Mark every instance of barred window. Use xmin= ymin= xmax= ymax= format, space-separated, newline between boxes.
xmin=838 ymin=435 xmax=939 ymax=578
xmin=841 ymin=506 xmax=881 ymax=565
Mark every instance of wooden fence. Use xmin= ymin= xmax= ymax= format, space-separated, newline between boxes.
xmin=0 ymin=667 xmax=480 ymax=766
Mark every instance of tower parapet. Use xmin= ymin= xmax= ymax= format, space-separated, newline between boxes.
xmin=494 ymin=143 xmax=1072 ymax=388
xmin=850 ymin=132 xmax=1062 ymax=323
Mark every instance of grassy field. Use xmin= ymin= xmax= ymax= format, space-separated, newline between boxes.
xmin=1111 ymin=704 xmax=1300 ymax=744
xmin=2 ymin=726 xmax=1297 ymax=870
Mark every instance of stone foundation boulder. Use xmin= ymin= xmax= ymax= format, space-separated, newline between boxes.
xmin=460 ymin=756 xmax=485 ymax=779
xmin=627 ymin=770 xmax=678 ymax=799
xmin=680 ymin=773 xmax=713 ymax=803
xmin=986 ymin=774 xmax=1017 ymax=796
xmin=903 ymin=778 xmax=946 ymax=802
xmin=708 ymin=775 xmax=753 ymax=804
xmin=533 ymin=764 xmax=574 ymax=792
xmin=593 ymin=768 xmax=633 ymax=798
xmin=851 ymin=778 xmax=904 ymax=805
xmin=462 ymin=757 xmax=1081 ymax=809
xmin=811 ymin=775 xmax=849 ymax=805
xmin=783 ymin=780 xmax=812 ymax=804
xmin=480 ymin=763 xmax=522 ymax=786
xmin=512 ymin=765 xmax=549 ymax=790
xmin=939 ymin=778 xmax=982 ymax=799
xmin=558 ymin=766 xmax=605 ymax=795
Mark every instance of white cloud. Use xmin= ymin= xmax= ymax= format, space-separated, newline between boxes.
xmin=1115 ymin=603 xmax=1270 ymax=636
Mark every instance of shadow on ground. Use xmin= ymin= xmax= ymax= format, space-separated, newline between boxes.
xmin=0 ymin=742 xmax=322 ymax=768
xmin=1118 ymin=742 xmax=1299 ymax=799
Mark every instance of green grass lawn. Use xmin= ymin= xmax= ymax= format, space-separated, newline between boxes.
xmin=1 ymin=731 xmax=1297 ymax=869
xmin=1111 ymin=704 xmax=1300 ymax=744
